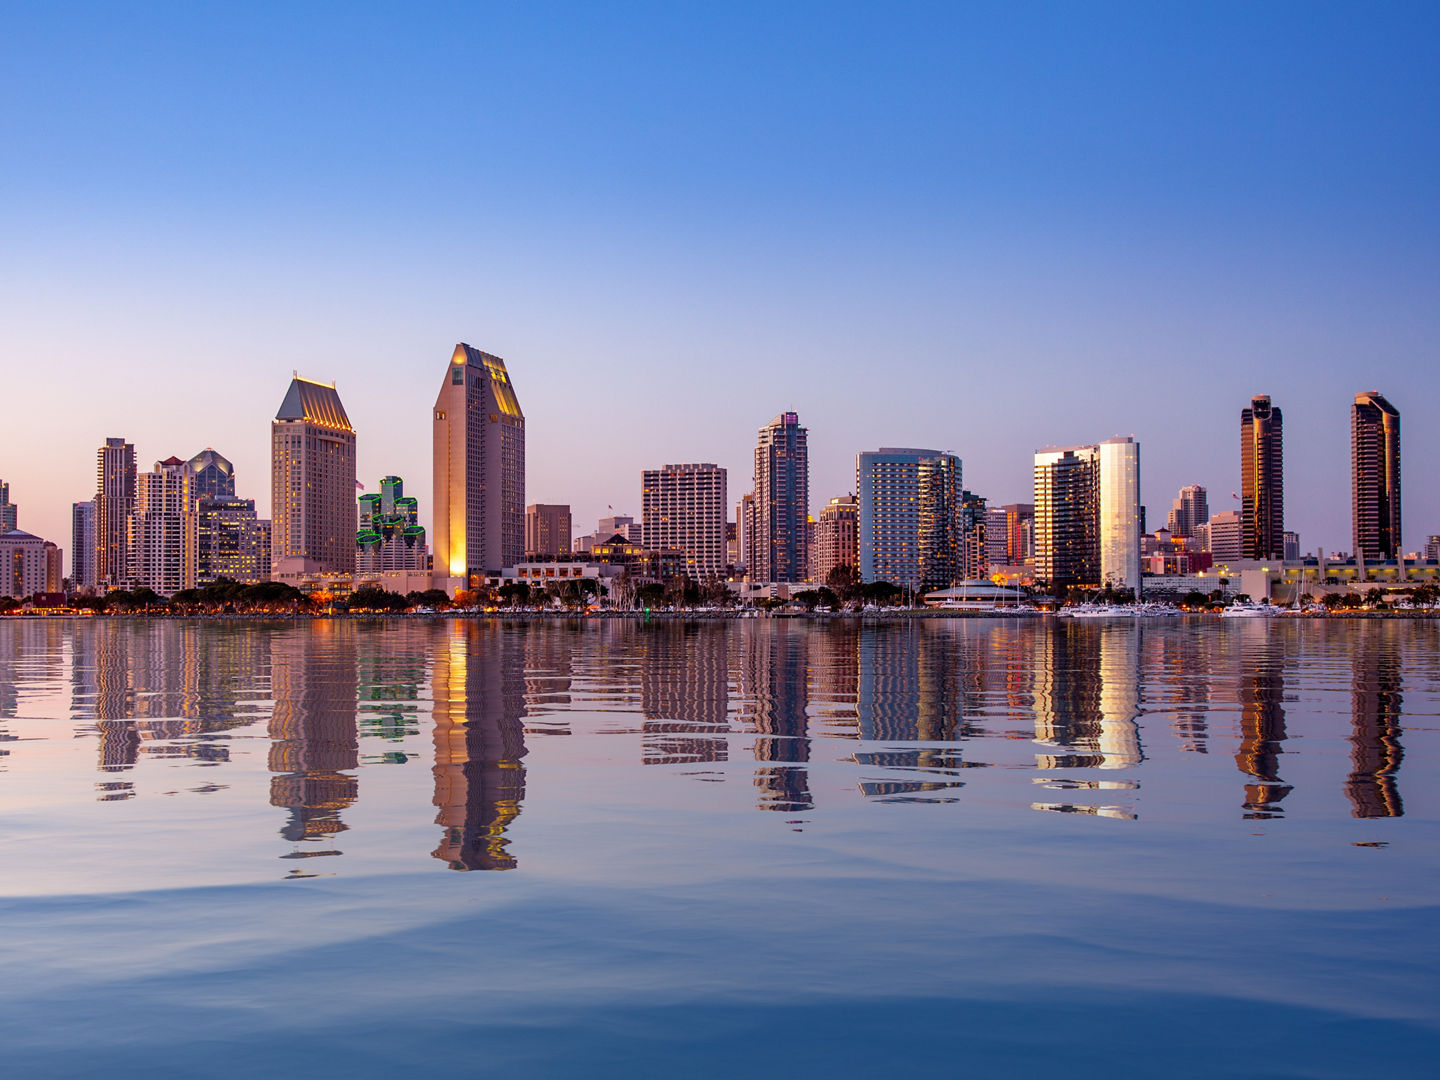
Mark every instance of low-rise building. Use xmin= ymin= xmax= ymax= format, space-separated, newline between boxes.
xmin=0 ymin=530 xmax=48 ymax=599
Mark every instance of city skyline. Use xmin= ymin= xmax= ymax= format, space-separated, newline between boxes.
xmin=3 ymin=6 xmax=1438 ymax=561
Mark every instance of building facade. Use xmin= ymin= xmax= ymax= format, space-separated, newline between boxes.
xmin=961 ymin=491 xmax=990 ymax=580
xmin=272 ymin=376 xmax=358 ymax=575
xmin=810 ymin=495 xmax=858 ymax=586
xmin=96 ymin=437 xmax=137 ymax=589
xmin=1352 ymin=390 xmax=1401 ymax=561
xmin=129 ymin=457 xmax=196 ymax=596
xmin=357 ymin=476 xmax=428 ymax=572
xmin=1241 ymin=394 xmax=1284 ymax=560
xmin=196 ymin=498 xmax=271 ymax=585
xmin=433 ymin=344 xmax=525 ymax=582
xmin=1166 ymin=485 xmax=1208 ymax=538
xmin=642 ymin=463 xmax=729 ymax=580
xmin=1204 ymin=510 xmax=1244 ymax=563
xmin=857 ymin=448 xmax=963 ymax=592
xmin=751 ymin=412 xmax=809 ymax=583
xmin=0 ymin=530 xmax=47 ymax=599
xmin=71 ymin=500 xmax=96 ymax=591
xmin=43 ymin=541 xmax=62 ymax=593
xmin=524 ymin=504 xmax=572 ymax=559
xmin=0 ymin=480 xmax=15 ymax=532
xmin=1033 ymin=438 xmax=1141 ymax=594
xmin=187 ymin=448 xmax=237 ymax=500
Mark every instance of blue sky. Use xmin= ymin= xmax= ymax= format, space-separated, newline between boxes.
xmin=2 ymin=2 xmax=1438 ymax=558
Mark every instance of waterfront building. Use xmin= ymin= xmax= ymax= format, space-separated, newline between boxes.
xmin=984 ymin=507 xmax=1009 ymax=572
xmin=857 ymin=448 xmax=963 ymax=592
xmin=1165 ymin=485 xmax=1208 ymax=538
xmin=751 ymin=412 xmax=810 ymax=583
xmin=811 ymin=495 xmax=859 ymax=586
xmin=525 ymin=504 xmax=572 ymax=559
xmin=196 ymin=498 xmax=271 ymax=585
xmin=1204 ymin=510 xmax=1244 ymax=563
xmin=186 ymin=448 xmax=236 ymax=500
xmin=129 ymin=457 xmax=196 ymax=597
xmin=1352 ymin=391 xmax=1402 ymax=561
xmin=433 ymin=344 xmax=525 ymax=582
xmin=0 ymin=480 xmax=15 ymax=532
xmin=0 ymin=530 xmax=47 ymax=599
xmin=71 ymin=500 xmax=96 ymax=590
xmin=1241 ymin=395 xmax=1284 ymax=560
xmin=961 ymin=491 xmax=989 ymax=581
xmin=272 ymin=376 xmax=357 ymax=575
xmin=96 ymin=437 xmax=137 ymax=589
xmin=43 ymin=541 xmax=62 ymax=593
xmin=357 ymin=476 xmax=428 ymax=572
xmin=641 ymin=463 xmax=728 ymax=580
xmin=999 ymin=503 xmax=1035 ymax=565
xmin=1033 ymin=438 xmax=1141 ymax=593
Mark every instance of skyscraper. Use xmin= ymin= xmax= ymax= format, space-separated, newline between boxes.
xmin=811 ymin=495 xmax=859 ymax=586
xmin=1352 ymin=391 xmax=1401 ymax=561
xmin=1002 ymin=503 xmax=1035 ymax=564
xmin=1241 ymin=395 xmax=1284 ymax=560
xmin=357 ymin=476 xmax=427 ymax=572
xmin=129 ymin=457 xmax=196 ymax=597
xmin=196 ymin=497 xmax=271 ymax=585
xmin=961 ymin=491 xmax=989 ymax=580
xmin=71 ymin=500 xmax=96 ymax=590
xmin=271 ymin=376 xmax=357 ymax=575
xmin=1033 ymin=437 xmax=1141 ymax=593
xmin=186 ymin=448 xmax=237 ymax=500
xmin=524 ymin=504 xmax=572 ymax=559
xmin=751 ymin=412 xmax=810 ymax=583
xmin=96 ymin=437 xmax=136 ymax=589
xmin=0 ymin=480 xmax=16 ymax=532
xmin=642 ymin=463 xmax=728 ymax=580
xmin=433 ymin=344 xmax=525 ymax=582
xmin=856 ymin=448 xmax=963 ymax=592
xmin=1165 ymin=485 xmax=1208 ymax=538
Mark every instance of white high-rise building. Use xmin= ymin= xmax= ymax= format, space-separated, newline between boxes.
xmin=433 ymin=344 xmax=525 ymax=582
xmin=642 ymin=464 xmax=728 ymax=580
xmin=1033 ymin=437 xmax=1141 ymax=595
xmin=129 ymin=457 xmax=196 ymax=596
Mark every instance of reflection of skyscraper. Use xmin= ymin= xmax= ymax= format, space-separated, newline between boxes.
xmin=736 ymin=622 xmax=812 ymax=812
xmin=1031 ymin=623 xmax=1141 ymax=770
xmin=640 ymin=623 xmax=729 ymax=765
xmin=269 ymin=623 xmax=359 ymax=848
xmin=1234 ymin=628 xmax=1290 ymax=817
xmin=431 ymin=622 xmax=528 ymax=870
xmin=1241 ymin=395 xmax=1284 ymax=560
xmin=1351 ymin=391 xmax=1402 ymax=562
xmin=1347 ymin=625 xmax=1404 ymax=818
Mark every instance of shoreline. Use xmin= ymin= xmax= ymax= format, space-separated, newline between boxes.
xmin=4 ymin=609 xmax=1437 ymax=622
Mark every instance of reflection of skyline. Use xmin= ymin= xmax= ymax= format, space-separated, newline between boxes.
xmin=269 ymin=623 xmax=359 ymax=848
xmin=1233 ymin=627 xmax=1291 ymax=818
xmin=1347 ymin=625 xmax=1404 ymax=819
xmin=1031 ymin=623 xmax=1143 ymax=772
xmin=736 ymin=622 xmax=812 ymax=813
xmin=431 ymin=622 xmax=528 ymax=870
xmin=640 ymin=622 xmax=729 ymax=765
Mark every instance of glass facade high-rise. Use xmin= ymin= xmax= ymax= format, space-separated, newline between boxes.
xmin=71 ymin=500 xmax=96 ymax=590
xmin=271 ymin=377 xmax=357 ymax=575
xmin=433 ymin=344 xmax=525 ymax=582
xmin=1033 ymin=437 xmax=1141 ymax=594
xmin=1165 ymin=485 xmax=1208 ymax=538
xmin=1241 ymin=395 xmax=1284 ymax=560
xmin=0 ymin=480 xmax=16 ymax=532
xmin=751 ymin=412 xmax=809 ymax=583
xmin=1352 ymin=391 xmax=1401 ymax=561
xmin=357 ymin=476 xmax=427 ymax=572
xmin=196 ymin=498 xmax=271 ymax=585
xmin=96 ymin=437 xmax=137 ymax=590
xmin=186 ymin=449 xmax=237 ymax=500
xmin=857 ymin=448 xmax=963 ymax=592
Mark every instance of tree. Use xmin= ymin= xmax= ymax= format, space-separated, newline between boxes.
xmin=825 ymin=564 xmax=861 ymax=602
xmin=635 ymin=582 xmax=666 ymax=609
xmin=860 ymin=581 xmax=902 ymax=606
xmin=347 ymin=586 xmax=408 ymax=612
xmin=497 ymin=582 xmax=532 ymax=606
xmin=406 ymin=589 xmax=452 ymax=610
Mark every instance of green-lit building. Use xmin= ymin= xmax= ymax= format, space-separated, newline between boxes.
xmin=357 ymin=476 xmax=428 ymax=572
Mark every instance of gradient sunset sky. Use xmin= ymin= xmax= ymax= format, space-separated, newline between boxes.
xmin=3 ymin=2 xmax=1438 ymax=559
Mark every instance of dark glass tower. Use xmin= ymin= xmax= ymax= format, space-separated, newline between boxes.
xmin=1240 ymin=395 xmax=1284 ymax=560
xmin=1352 ymin=391 xmax=1401 ymax=561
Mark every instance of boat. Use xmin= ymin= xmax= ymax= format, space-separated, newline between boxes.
xmin=1220 ymin=600 xmax=1277 ymax=618
xmin=1061 ymin=603 xmax=1135 ymax=619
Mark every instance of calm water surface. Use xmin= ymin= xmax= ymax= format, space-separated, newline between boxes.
xmin=1 ymin=617 xmax=1437 ymax=1077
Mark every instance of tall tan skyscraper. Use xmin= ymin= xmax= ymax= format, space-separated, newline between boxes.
xmin=433 ymin=343 xmax=525 ymax=581
xmin=751 ymin=412 xmax=809 ymax=583
xmin=271 ymin=377 xmax=357 ymax=574
xmin=1352 ymin=391 xmax=1401 ymax=561
xmin=1240 ymin=394 xmax=1284 ymax=560
xmin=96 ymin=437 xmax=136 ymax=589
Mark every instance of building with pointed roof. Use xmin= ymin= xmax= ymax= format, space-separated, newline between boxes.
xmin=433 ymin=344 xmax=525 ymax=583
xmin=187 ymin=448 xmax=237 ymax=500
xmin=271 ymin=376 xmax=357 ymax=576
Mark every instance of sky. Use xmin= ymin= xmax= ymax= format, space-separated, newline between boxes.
xmin=2 ymin=1 xmax=1438 ymax=562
